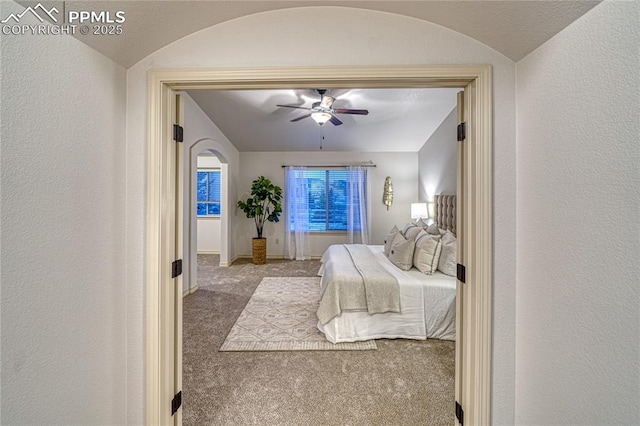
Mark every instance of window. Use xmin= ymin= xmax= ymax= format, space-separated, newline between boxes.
xmin=290 ymin=168 xmax=366 ymax=232
xmin=197 ymin=169 xmax=221 ymax=216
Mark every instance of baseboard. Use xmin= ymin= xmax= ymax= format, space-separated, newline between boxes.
xmin=235 ymin=254 xmax=323 ymax=260
xmin=235 ymin=254 xmax=285 ymax=260
xmin=182 ymin=285 xmax=199 ymax=298
xmin=197 ymin=250 xmax=220 ymax=255
xmin=219 ymin=255 xmax=240 ymax=267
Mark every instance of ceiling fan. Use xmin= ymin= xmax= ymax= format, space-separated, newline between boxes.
xmin=276 ymin=89 xmax=369 ymax=126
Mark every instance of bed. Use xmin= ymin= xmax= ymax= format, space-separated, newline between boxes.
xmin=316 ymin=195 xmax=457 ymax=343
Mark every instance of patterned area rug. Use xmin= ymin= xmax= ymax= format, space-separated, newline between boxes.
xmin=220 ymin=277 xmax=377 ymax=351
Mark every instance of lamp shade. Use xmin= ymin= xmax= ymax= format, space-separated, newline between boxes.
xmin=311 ymin=112 xmax=331 ymax=125
xmin=411 ymin=203 xmax=428 ymax=220
xmin=427 ymin=202 xmax=435 ymax=219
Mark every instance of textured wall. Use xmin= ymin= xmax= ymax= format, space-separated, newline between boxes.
xmin=515 ymin=1 xmax=640 ymax=423
xmin=0 ymin=1 xmax=127 ymax=423
xmin=418 ymin=106 xmax=458 ymax=201
xmin=125 ymin=6 xmax=516 ymax=424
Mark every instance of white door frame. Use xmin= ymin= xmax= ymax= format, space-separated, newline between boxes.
xmin=146 ymin=65 xmax=493 ymax=425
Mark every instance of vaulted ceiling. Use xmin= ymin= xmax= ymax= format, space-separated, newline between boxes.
xmin=18 ymin=1 xmax=600 ymax=67
xmin=188 ymin=88 xmax=460 ymax=152
xmin=14 ymin=0 xmax=600 ymax=152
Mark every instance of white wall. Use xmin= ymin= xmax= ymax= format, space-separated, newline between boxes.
xmin=515 ymin=2 xmax=640 ymax=424
xmin=237 ymin=151 xmax=418 ymax=258
xmin=0 ymin=1 xmax=127 ymax=423
xmin=196 ymin=155 xmax=222 ymax=254
xmin=182 ymin=93 xmax=239 ymax=296
xmin=418 ymin=107 xmax=458 ymax=201
xmin=125 ymin=7 xmax=517 ymax=423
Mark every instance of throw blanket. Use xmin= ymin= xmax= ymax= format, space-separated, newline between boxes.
xmin=317 ymin=244 xmax=400 ymax=324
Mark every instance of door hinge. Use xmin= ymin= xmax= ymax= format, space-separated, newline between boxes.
xmin=171 ymin=390 xmax=182 ymax=416
xmin=172 ymin=259 xmax=183 ymax=278
xmin=173 ymin=124 xmax=184 ymax=142
xmin=455 ymin=401 xmax=464 ymax=425
xmin=457 ymin=263 xmax=466 ymax=284
xmin=457 ymin=122 xmax=466 ymax=141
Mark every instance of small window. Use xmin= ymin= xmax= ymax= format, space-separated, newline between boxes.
xmin=197 ymin=170 xmax=221 ymax=216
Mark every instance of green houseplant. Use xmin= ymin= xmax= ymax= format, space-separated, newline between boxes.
xmin=237 ymin=176 xmax=283 ymax=264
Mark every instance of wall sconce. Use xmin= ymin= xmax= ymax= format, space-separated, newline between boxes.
xmin=411 ymin=202 xmax=428 ymax=221
xmin=383 ymin=177 xmax=393 ymax=210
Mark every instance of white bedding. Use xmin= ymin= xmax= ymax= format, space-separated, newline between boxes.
xmin=317 ymin=245 xmax=456 ymax=343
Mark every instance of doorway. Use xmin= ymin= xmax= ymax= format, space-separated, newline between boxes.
xmin=184 ymin=141 xmax=230 ymax=297
xmin=146 ymin=65 xmax=493 ymax=425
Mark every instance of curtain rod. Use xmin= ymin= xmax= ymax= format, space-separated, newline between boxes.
xmin=281 ymin=164 xmax=376 ymax=168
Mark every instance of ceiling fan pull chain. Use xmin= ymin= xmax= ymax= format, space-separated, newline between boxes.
xmin=320 ymin=127 xmax=324 ymax=150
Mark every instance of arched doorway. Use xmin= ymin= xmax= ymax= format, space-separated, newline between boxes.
xmin=184 ymin=139 xmax=230 ymax=296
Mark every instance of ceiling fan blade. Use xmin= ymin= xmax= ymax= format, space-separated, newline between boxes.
xmin=291 ymin=114 xmax=311 ymax=122
xmin=329 ymin=115 xmax=343 ymax=126
xmin=333 ymin=108 xmax=369 ymax=115
xmin=277 ymin=104 xmax=313 ymax=111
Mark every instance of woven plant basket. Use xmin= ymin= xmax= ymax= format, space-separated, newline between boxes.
xmin=252 ymin=238 xmax=267 ymax=265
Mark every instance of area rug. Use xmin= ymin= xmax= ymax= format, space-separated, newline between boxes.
xmin=220 ymin=277 xmax=377 ymax=351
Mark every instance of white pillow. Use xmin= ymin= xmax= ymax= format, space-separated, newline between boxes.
xmin=426 ymin=223 xmax=440 ymax=235
xmin=438 ymin=239 xmax=457 ymax=276
xmin=402 ymin=222 xmax=417 ymax=235
xmin=414 ymin=218 xmax=429 ymax=229
xmin=441 ymin=230 xmax=456 ymax=245
xmin=388 ymin=232 xmax=415 ymax=271
xmin=384 ymin=225 xmax=400 ymax=256
xmin=437 ymin=230 xmax=457 ymax=275
xmin=403 ymin=225 xmax=423 ymax=241
xmin=413 ymin=234 xmax=442 ymax=275
xmin=415 ymin=230 xmax=440 ymax=245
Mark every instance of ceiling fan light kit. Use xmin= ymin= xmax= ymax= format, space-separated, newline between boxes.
xmin=311 ymin=112 xmax=332 ymax=125
xmin=277 ymin=89 xmax=369 ymax=127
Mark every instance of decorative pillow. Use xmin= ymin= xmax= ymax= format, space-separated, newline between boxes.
xmin=402 ymin=222 xmax=417 ymax=235
xmin=441 ymin=230 xmax=457 ymax=245
xmin=403 ymin=225 xmax=423 ymax=241
xmin=413 ymin=234 xmax=442 ymax=275
xmin=388 ymin=232 xmax=415 ymax=271
xmin=426 ymin=223 xmax=440 ymax=235
xmin=415 ymin=218 xmax=429 ymax=228
xmin=414 ymin=229 xmax=428 ymax=243
xmin=384 ymin=225 xmax=400 ymax=256
xmin=415 ymin=230 xmax=440 ymax=245
xmin=438 ymin=239 xmax=457 ymax=276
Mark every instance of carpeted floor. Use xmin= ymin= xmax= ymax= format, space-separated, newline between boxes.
xmin=183 ymin=254 xmax=455 ymax=425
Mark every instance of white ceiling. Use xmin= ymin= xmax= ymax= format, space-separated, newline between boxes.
xmin=18 ymin=1 xmax=600 ymax=67
xmin=188 ymin=88 xmax=460 ymax=152
xmin=12 ymin=1 xmax=599 ymax=152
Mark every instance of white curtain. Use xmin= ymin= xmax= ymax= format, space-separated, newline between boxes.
xmin=347 ymin=166 xmax=370 ymax=244
xmin=284 ymin=166 xmax=311 ymax=260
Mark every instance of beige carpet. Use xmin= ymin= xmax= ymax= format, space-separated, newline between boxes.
xmin=220 ymin=277 xmax=376 ymax=351
xmin=183 ymin=255 xmax=455 ymax=425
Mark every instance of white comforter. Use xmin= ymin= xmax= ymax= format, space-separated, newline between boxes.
xmin=317 ymin=245 xmax=456 ymax=343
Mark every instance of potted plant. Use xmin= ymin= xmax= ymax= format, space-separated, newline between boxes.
xmin=237 ymin=176 xmax=283 ymax=264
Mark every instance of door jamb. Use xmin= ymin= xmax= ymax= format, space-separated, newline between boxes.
xmin=146 ymin=65 xmax=493 ymax=425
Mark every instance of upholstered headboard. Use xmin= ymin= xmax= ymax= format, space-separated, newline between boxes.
xmin=434 ymin=195 xmax=456 ymax=235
